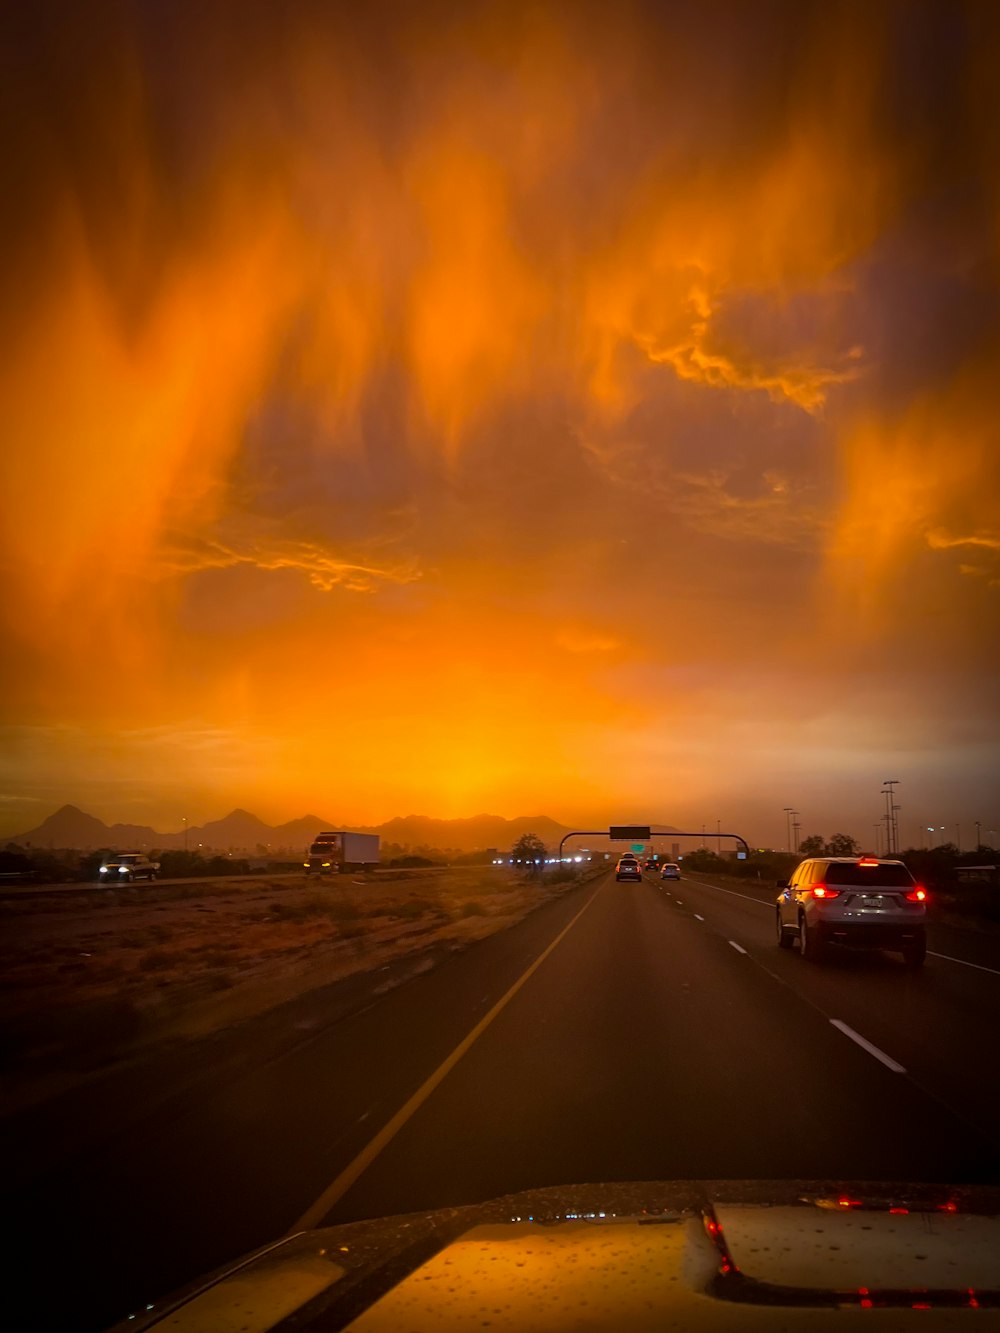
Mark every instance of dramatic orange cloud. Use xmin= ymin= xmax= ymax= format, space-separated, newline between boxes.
xmin=1 ymin=0 xmax=997 ymax=843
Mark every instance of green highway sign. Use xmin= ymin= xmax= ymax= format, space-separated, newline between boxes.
xmin=631 ymin=843 xmax=646 ymax=853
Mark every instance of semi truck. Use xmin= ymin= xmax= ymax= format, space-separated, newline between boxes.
xmin=304 ymin=831 xmax=380 ymax=876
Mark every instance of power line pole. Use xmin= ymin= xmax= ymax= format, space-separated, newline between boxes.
xmin=783 ymin=807 xmax=794 ymax=853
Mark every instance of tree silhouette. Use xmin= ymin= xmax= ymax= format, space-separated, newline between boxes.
xmin=827 ymin=832 xmax=860 ymax=856
xmin=511 ymin=833 xmax=547 ymax=875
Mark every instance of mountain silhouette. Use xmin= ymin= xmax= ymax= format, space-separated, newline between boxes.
xmin=10 ymin=805 xmax=680 ymax=854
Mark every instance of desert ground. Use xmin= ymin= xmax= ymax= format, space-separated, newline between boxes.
xmin=0 ymin=864 xmax=590 ymax=1114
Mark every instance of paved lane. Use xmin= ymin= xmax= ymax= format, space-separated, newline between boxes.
xmin=653 ymin=871 xmax=1000 ymax=1147
xmin=323 ymin=870 xmax=1000 ymax=1227
xmin=7 ymin=867 xmax=1000 ymax=1330
xmin=4 ymin=877 xmax=605 ymax=1331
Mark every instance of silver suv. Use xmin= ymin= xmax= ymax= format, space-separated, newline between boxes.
xmin=776 ymin=856 xmax=927 ymax=968
xmin=99 ymin=853 xmax=160 ymax=883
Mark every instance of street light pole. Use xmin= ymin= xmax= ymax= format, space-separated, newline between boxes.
xmin=790 ymin=810 xmax=800 ymax=853
xmin=881 ymin=780 xmax=899 ymax=855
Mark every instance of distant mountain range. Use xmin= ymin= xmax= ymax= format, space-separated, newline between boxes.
xmin=7 ymin=804 xmax=599 ymax=854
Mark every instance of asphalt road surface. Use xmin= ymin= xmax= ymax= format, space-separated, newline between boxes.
xmin=6 ymin=867 xmax=1000 ymax=1330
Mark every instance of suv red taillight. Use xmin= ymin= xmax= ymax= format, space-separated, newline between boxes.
xmin=811 ymin=884 xmax=842 ymax=899
xmin=903 ymin=886 xmax=928 ymax=902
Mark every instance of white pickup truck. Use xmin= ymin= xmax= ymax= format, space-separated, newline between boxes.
xmin=99 ymin=853 xmax=161 ymax=883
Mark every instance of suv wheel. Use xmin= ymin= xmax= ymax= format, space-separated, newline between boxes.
xmin=902 ymin=932 xmax=926 ymax=969
xmin=776 ymin=911 xmax=793 ymax=949
xmin=799 ymin=915 xmax=825 ymax=962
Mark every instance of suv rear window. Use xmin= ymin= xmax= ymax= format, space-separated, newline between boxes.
xmin=826 ymin=862 xmax=914 ymax=887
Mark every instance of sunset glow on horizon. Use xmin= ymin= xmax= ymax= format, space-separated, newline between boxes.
xmin=1 ymin=0 xmax=997 ymax=846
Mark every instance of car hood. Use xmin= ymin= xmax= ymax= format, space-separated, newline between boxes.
xmin=110 ymin=1180 xmax=1000 ymax=1331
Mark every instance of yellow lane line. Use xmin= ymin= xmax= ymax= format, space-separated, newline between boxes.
xmin=286 ymin=877 xmax=607 ymax=1233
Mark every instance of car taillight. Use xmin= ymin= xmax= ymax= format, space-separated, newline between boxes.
xmin=903 ymin=886 xmax=928 ymax=902
xmin=811 ymin=884 xmax=842 ymax=899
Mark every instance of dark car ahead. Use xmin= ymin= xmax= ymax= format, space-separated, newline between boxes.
xmin=615 ymin=858 xmax=642 ymax=882
xmin=776 ymin=856 xmax=927 ymax=967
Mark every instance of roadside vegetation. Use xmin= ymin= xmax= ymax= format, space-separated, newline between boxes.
xmin=679 ymin=841 xmax=999 ymax=924
xmin=0 ymin=862 xmax=585 ymax=1105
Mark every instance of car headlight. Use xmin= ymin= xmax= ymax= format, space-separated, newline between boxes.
xmin=99 ymin=866 xmax=109 ymax=874
xmin=119 ymin=866 xmax=130 ymax=873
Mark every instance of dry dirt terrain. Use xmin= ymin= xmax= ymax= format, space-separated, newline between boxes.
xmin=0 ymin=865 xmax=585 ymax=1114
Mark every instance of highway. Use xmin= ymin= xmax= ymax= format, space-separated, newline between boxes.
xmin=0 ymin=871 xmax=304 ymax=898
xmin=6 ymin=866 xmax=1000 ymax=1331
xmin=0 ymin=865 xmax=474 ymax=898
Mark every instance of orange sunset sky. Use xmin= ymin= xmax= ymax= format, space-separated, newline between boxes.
xmin=1 ymin=0 xmax=998 ymax=848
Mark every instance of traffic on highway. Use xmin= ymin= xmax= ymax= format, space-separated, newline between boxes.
xmin=6 ymin=0 xmax=997 ymax=1325
xmin=6 ymin=853 xmax=1000 ymax=1330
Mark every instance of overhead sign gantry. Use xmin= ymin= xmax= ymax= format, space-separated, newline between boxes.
xmin=558 ymin=825 xmax=751 ymax=860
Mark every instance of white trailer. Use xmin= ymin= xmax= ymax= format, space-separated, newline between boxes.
xmin=304 ymin=831 xmax=380 ymax=875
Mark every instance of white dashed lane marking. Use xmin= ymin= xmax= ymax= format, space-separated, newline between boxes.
xmin=830 ymin=1019 xmax=906 ymax=1074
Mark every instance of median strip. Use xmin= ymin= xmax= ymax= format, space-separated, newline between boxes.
xmin=830 ymin=1019 xmax=906 ymax=1073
